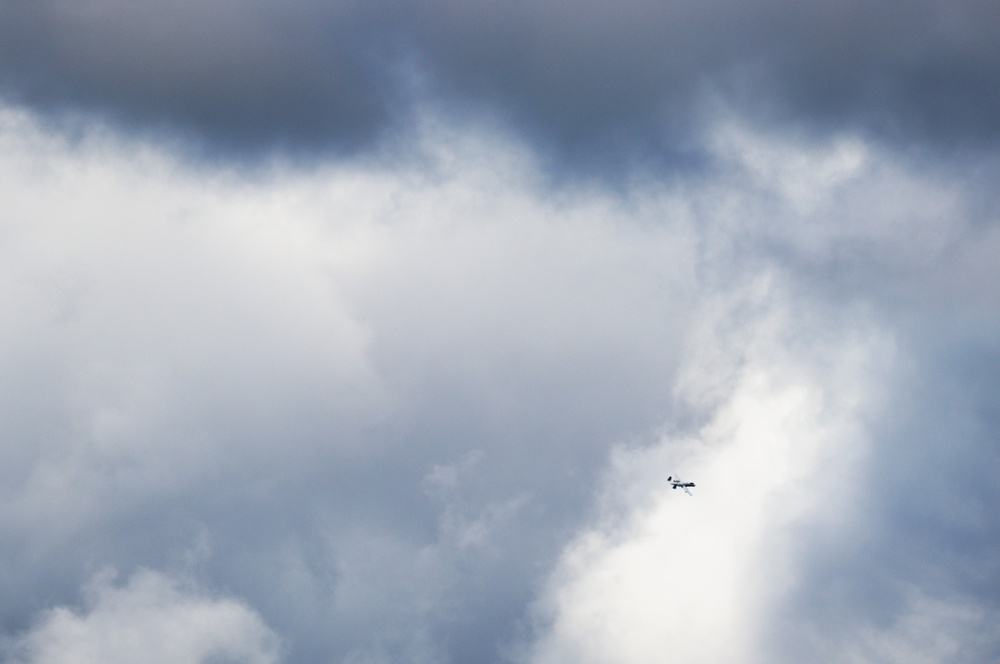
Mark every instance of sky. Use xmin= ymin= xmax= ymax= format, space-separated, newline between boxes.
xmin=1 ymin=2 xmax=999 ymax=663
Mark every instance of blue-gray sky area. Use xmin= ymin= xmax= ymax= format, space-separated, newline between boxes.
xmin=1 ymin=2 xmax=998 ymax=663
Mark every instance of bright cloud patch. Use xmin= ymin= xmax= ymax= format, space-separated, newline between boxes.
xmin=525 ymin=275 xmax=885 ymax=664
xmin=5 ymin=569 xmax=280 ymax=664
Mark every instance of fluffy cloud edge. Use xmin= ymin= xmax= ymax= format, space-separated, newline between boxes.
xmin=4 ymin=568 xmax=282 ymax=664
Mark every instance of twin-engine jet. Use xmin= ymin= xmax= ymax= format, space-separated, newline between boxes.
xmin=668 ymin=475 xmax=695 ymax=495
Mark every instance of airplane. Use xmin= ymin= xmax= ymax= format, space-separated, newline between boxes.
xmin=667 ymin=476 xmax=695 ymax=495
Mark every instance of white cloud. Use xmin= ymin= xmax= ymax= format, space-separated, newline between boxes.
xmin=0 ymin=102 xmax=700 ymax=662
xmin=524 ymin=275 xmax=888 ymax=664
xmin=515 ymin=124 xmax=1000 ymax=663
xmin=710 ymin=119 xmax=870 ymax=215
xmin=1 ymin=102 xmax=998 ymax=664
xmin=6 ymin=569 xmax=281 ymax=664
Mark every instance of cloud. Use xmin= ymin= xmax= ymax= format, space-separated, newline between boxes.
xmin=0 ymin=105 xmax=693 ymax=663
xmin=524 ymin=271 xmax=888 ymax=664
xmin=4 ymin=568 xmax=280 ymax=664
xmin=1 ymin=100 xmax=999 ymax=664
xmin=515 ymin=120 xmax=1000 ymax=662
xmin=524 ymin=260 xmax=1000 ymax=664
xmin=0 ymin=0 xmax=396 ymax=156
xmin=3 ymin=0 xmax=1000 ymax=167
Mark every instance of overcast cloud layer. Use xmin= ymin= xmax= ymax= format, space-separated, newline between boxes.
xmin=2 ymin=3 xmax=1000 ymax=664
xmin=4 ymin=0 xmax=1000 ymax=167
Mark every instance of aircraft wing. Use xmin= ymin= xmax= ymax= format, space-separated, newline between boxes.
xmin=682 ymin=485 xmax=692 ymax=496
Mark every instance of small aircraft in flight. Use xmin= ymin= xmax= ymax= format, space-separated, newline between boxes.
xmin=667 ymin=476 xmax=695 ymax=495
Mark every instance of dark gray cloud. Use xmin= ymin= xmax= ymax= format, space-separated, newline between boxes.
xmin=3 ymin=0 xmax=1000 ymax=168
xmin=0 ymin=0 xmax=398 ymax=155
